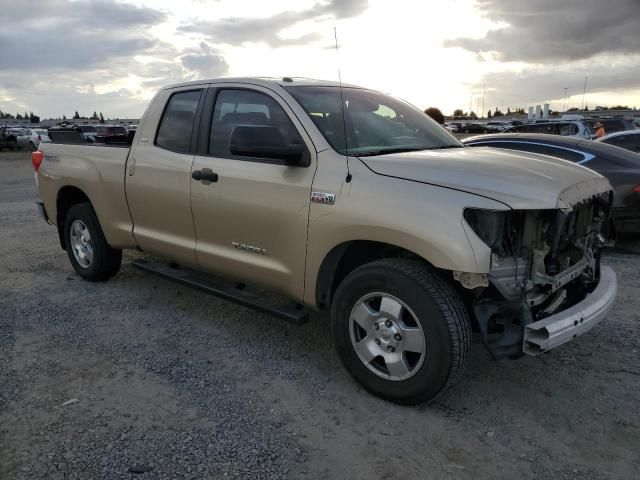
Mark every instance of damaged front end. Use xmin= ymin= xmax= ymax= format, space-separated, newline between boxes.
xmin=461 ymin=191 xmax=616 ymax=359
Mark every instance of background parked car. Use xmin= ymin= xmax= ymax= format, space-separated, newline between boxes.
xmin=95 ymin=125 xmax=129 ymax=144
xmin=444 ymin=122 xmax=459 ymax=133
xmin=597 ymin=130 xmax=640 ymax=154
xmin=77 ymin=125 xmax=98 ymax=143
xmin=504 ymin=121 xmax=593 ymax=139
xmin=458 ymin=122 xmax=487 ymax=134
xmin=10 ymin=128 xmax=30 ymax=149
xmin=484 ymin=120 xmax=513 ymax=132
xmin=585 ymin=118 xmax=637 ymax=134
xmin=20 ymin=128 xmax=51 ymax=150
xmin=0 ymin=127 xmax=19 ymax=150
xmin=462 ymin=133 xmax=640 ymax=237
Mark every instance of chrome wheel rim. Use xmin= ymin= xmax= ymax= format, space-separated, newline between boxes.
xmin=70 ymin=220 xmax=93 ymax=268
xmin=349 ymin=292 xmax=426 ymax=381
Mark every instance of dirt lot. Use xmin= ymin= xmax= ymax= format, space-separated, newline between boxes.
xmin=1 ymin=150 xmax=639 ymax=480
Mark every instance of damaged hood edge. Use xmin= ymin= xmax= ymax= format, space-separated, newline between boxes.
xmin=359 ymin=147 xmax=613 ymax=210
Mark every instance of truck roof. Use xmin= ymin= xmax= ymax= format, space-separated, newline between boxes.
xmin=161 ymin=76 xmax=365 ymax=91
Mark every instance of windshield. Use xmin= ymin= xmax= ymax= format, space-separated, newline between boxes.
xmin=285 ymin=86 xmax=462 ymax=156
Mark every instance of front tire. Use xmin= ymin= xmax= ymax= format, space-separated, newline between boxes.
xmin=64 ymin=203 xmax=122 ymax=281
xmin=331 ymin=258 xmax=471 ymax=404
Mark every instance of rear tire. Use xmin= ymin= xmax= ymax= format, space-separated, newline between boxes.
xmin=64 ymin=203 xmax=122 ymax=281
xmin=331 ymin=258 xmax=471 ymax=404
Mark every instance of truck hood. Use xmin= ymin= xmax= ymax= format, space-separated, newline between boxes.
xmin=359 ymin=146 xmax=612 ymax=209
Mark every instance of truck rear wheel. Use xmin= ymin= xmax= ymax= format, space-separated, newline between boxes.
xmin=64 ymin=203 xmax=122 ymax=281
xmin=331 ymin=258 xmax=471 ymax=404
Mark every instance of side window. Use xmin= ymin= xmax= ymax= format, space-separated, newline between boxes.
xmin=156 ymin=90 xmax=202 ymax=153
xmin=209 ymin=89 xmax=304 ymax=161
xmin=524 ymin=124 xmax=551 ymax=134
xmin=557 ymin=123 xmax=578 ymax=136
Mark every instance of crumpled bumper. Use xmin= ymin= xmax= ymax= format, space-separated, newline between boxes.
xmin=523 ymin=265 xmax=617 ymax=355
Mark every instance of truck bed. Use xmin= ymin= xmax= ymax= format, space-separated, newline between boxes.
xmin=38 ymin=142 xmax=135 ymax=249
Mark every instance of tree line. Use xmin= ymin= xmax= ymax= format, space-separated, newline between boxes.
xmin=0 ymin=109 xmax=107 ymax=123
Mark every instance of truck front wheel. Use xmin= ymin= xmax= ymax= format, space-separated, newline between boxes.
xmin=331 ymin=258 xmax=471 ymax=404
xmin=64 ymin=203 xmax=122 ymax=281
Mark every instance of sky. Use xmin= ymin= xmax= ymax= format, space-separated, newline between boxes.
xmin=1 ymin=0 xmax=639 ymax=119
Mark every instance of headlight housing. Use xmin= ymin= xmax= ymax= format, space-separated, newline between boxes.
xmin=463 ymin=208 xmax=508 ymax=250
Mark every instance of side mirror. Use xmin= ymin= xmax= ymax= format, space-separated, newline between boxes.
xmin=229 ymin=125 xmax=307 ymax=166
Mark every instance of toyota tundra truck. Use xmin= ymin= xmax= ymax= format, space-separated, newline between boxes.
xmin=34 ymin=77 xmax=617 ymax=404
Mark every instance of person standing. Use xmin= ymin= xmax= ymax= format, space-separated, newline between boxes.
xmin=593 ymin=121 xmax=606 ymax=138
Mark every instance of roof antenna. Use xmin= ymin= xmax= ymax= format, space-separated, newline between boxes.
xmin=334 ymin=26 xmax=352 ymax=183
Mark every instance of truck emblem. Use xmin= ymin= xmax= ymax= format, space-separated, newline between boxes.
xmin=231 ymin=242 xmax=268 ymax=256
xmin=311 ymin=192 xmax=335 ymax=205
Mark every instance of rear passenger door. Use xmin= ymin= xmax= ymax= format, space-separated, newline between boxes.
xmin=190 ymin=85 xmax=317 ymax=299
xmin=126 ymin=85 xmax=206 ymax=267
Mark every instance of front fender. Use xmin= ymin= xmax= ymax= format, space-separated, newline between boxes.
xmin=303 ymin=160 xmax=508 ymax=307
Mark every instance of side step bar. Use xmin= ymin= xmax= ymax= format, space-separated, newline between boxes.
xmin=131 ymin=259 xmax=309 ymax=325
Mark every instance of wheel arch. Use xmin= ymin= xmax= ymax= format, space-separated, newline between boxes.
xmin=314 ymin=240 xmax=429 ymax=310
xmin=56 ymin=185 xmax=92 ymax=250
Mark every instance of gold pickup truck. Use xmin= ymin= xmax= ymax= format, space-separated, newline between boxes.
xmin=34 ymin=77 xmax=617 ymax=404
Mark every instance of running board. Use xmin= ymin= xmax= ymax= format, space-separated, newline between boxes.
xmin=131 ymin=259 xmax=309 ymax=325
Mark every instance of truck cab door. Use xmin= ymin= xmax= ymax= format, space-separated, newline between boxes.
xmin=125 ymin=86 xmax=206 ymax=267
xmin=190 ymin=85 xmax=317 ymax=300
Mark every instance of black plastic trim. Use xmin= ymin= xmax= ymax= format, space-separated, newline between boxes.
xmin=132 ymin=259 xmax=309 ymax=324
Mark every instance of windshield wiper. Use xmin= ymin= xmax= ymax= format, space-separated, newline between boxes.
xmin=355 ymin=145 xmax=462 ymax=157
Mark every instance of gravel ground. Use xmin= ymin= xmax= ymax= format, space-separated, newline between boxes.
xmin=1 ymin=150 xmax=639 ymax=479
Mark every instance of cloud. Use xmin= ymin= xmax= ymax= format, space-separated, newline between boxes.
xmin=467 ymin=55 xmax=640 ymax=109
xmin=181 ymin=43 xmax=229 ymax=77
xmin=179 ymin=0 xmax=368 ymax=47
xmin=0 ymin=0 xmax=166 ymax=71
xmin=0 ymin=0 xmax=225 ymax=118
xmin=445 ymin=0 xmax=640 ymax=63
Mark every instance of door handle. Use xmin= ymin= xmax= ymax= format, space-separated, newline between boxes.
xmin=192 ymin=168 xmax=218 ymax=183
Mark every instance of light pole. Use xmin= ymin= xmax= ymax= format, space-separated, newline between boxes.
xmin=563 ymin=88 xmax=568 ymax=112
xmin=581 ymin=76 xmax=588 ymax=110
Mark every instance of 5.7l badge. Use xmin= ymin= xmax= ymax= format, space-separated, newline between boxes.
xmin=311 ymin=192 xmax=335 ymax=205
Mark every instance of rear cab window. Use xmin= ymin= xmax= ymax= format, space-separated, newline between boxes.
xmin=155 ymin=89 xmax=202 ymax=153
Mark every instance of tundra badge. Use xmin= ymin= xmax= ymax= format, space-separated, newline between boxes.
xmin=232 ymin=242 xmax=268 ymax=256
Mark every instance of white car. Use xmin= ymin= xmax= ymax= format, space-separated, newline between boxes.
xmin=25 ymin=128 xmax=51 ymax=150
xmin=12 ymin=128 xmax=50 ymax=150
xmin=485 ymin=120 xmax=513 ymax=132
xmin=444 ymin=123 xmax=458 ymax=133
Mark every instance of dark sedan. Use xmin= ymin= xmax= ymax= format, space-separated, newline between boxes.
xmin=462 ymin=133 xmax=640 ymax=236
xmin=95 ymin=125 xmax=129 ymax=144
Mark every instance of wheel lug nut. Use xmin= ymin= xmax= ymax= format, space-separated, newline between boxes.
xmin=385 ymin=320 xmax=392 ymax=328
xmin=374 ymin=324 xmax=379 ymax=331
xmin=375 ymin=339 xmax=381 ymax=345
xmin=394 ymin=334 xmax=402 ymax=341
xmin=387 ymin=346 xmax=395 ymax=352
